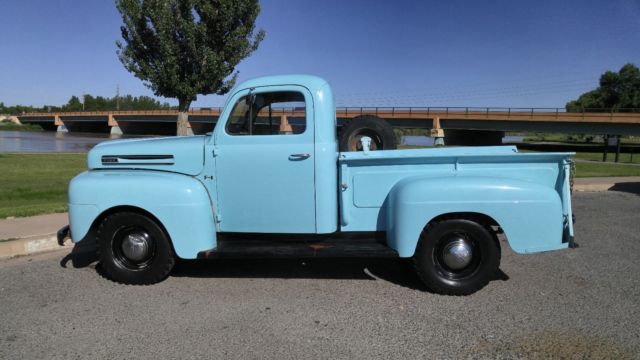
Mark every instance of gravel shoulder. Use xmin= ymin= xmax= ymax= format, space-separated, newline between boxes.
xmin=1 ymin=192 xmax=639 ymax=359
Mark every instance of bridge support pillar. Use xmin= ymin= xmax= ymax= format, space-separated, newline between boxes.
xmin=443 ymin=129 xmax=504 ymax=146
xmin=54 ymin=115 xmax=67 ymax=132
xmin=108 ymin=113 xmax=123 ymax=135
xmin=431 ymin=129 xmax=445 ymax=146
xmin=110 ymin=126 xmax=123 ymax=135
xmin=430 ymin=117 xmax=445 ymax=146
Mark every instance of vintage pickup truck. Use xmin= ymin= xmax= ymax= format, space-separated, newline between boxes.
xmin=60 ymin=75 xmax=575 ymax=295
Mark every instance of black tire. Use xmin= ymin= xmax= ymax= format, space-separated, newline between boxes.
xmin=97 ymin=212 xmax=175 ymax=285
xmin=338 ymin=115 xmax=397 ymax=152
xmin=413 ymin=217 xmax=500 ymax=295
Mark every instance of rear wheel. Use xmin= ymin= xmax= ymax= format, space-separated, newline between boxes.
xmin=338 ymin=115 xmax=396 ymax=151
xmin=413 ymin=217 xmax=500 ymax=295
xmin=97 ymin=212 xmax=175 ymax=285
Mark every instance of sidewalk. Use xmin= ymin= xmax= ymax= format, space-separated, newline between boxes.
xmin=0 ymin=213 xmax=72 ymax=259
xmin=1 ymin=176 xmax=639 ymax=259
xmin=0 ymin=213 xmax=68 ymax=241
xmin=574 ymin=176 xmax=640 ymax=193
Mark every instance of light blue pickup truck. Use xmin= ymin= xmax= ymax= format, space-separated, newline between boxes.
xmin=60 ymin=75 xmax=575 ymax=295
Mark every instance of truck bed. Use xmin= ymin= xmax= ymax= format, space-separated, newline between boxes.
xmin=338 ymin=146 xmax=574 ymax=235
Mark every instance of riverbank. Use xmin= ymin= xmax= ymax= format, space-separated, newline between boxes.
xmin=0 ymin=123 xmax=43 ymax=131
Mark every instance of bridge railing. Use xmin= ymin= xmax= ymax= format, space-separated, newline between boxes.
xmin=17 ymin=106 xmax=640 ymax=117
xmin=334 ymin=107 xmax=640 ymax=115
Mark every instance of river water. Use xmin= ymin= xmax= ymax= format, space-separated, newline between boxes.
xmin=0 ymin=130 xmax=524 ymax=153
xmin=0 ymin=131 xmax=152 ymax=153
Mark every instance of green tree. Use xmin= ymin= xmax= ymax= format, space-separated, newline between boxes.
xmin=566 ymin=63 xmax=640 ymax=112
xmin=94 ymin=96 xmax=108 ymax=111
xmin=64 ymin=96 xmax=84 ymax=112
xmin=115 ymin=0 xmax=265 ymax=135
xmin=82 ymin=95 xmax=95 ymax=111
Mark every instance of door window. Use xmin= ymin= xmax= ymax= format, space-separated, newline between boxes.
xmin=226 ymin=91 xmax=306 ymax=136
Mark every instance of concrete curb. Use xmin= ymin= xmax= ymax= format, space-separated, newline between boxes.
xmin=574 ymin=184 xmax=614 ymax=192
xmin=0 ymin=234 xmax=72 ymax=260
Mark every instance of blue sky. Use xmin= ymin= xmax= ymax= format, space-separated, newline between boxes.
xmin=1 ymin=0 xmax=639 ymax=108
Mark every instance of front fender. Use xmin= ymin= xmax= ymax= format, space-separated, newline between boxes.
xmin=68 ymin=170 xmax=216 ymax=259
xmin=386 ymin=175 xmax=565 ymax=257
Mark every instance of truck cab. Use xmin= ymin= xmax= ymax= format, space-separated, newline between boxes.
xmin=63 ymin=75 xmax=575 ymax=295
xmin=206 ymin=75 xmax=338 ymax=234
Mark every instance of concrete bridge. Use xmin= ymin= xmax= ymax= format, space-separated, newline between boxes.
xmin=17 ymin=107 xmax=640 ymax=145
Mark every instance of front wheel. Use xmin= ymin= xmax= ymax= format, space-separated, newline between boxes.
xmin=413 ymin=218 xmax=500 ymax=295
xmin=97 ymin=212 xmax=175 ymax=285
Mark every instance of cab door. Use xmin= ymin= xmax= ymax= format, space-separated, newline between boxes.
xmin=213 ymin=85 xmax=316 ymax=233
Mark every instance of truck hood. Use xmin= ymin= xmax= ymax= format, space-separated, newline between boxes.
xmin=87 ymin=136 xmax=206 ymax=176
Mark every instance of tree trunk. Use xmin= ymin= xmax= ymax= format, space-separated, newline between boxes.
xmin=177 ymin=99 xmax=191 ymax=136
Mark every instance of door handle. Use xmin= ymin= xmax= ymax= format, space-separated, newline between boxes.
xmin=288 ymin=153 xmax=311 ymax=161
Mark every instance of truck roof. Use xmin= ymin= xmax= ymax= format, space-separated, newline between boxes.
xmin=234 ymin=74 xmax=329 ymax=93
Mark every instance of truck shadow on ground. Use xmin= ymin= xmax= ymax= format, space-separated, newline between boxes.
xmin=172 ymin=257 xmax=433 ymax=290
xmin=59 ymin=241 xmax=98 ymax=269
xmin=60 ymin=243 xmax=509 ymax=291
xmin=609 ymin=182 xmax=640 ymax=196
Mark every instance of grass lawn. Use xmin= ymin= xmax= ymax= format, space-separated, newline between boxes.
xmin=0 ymin=153 xmax=86 ymax=219
xmin=573 ymin=151 xmax=640 ymax=164
xmin=574 ymin=161 xmax=640 ymax=177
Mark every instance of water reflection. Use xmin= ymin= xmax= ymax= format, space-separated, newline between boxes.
xmin=0 ymin=131 xmax=525 ymax=153
xmin=400 ymin=135 xmax=523 ymax=147
xmin=0 ymin=131 xmax=154 ymax=153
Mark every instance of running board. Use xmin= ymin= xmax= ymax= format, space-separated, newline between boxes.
xmin=197 ymin=233 xmax=398 ymax=259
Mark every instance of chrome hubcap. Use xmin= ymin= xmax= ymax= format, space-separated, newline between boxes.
xmin=441 ymin=237 xmax=473 ymax=270
xmin=121 ymin=233 xmax=150 ymax=262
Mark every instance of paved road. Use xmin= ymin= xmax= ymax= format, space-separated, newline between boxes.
xmin=1 ymin=192 xmax=639 ymax=359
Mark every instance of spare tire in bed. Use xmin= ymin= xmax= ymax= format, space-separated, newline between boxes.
xmin=338 ymin=115 xmax=397 ymax=152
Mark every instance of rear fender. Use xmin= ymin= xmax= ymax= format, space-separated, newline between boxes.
xmin=386 ymin=175 xmax=565 ymax=257
xmin=68 ymin=171 xmax=216 ymax=259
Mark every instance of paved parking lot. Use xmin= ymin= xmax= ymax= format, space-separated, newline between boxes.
xmin=1 ymin=191 xmax=639 ymax=359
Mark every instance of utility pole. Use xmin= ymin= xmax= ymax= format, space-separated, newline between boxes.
xmin=116 ymin=84 xmax=120 ymax=111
